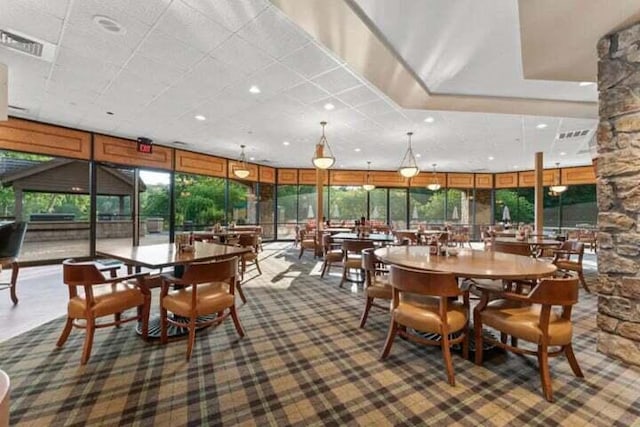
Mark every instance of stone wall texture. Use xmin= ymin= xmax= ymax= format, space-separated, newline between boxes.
xmin=597 ymin=21 xmax=640 ymax=366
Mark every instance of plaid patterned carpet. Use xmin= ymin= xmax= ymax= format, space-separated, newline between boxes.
xmin=1 ymin=243 xmax=640 ymax=426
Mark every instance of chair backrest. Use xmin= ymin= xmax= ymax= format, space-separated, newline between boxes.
xmin=238 ymin=233 xmax=258 ymax=248
xmin=63 ymin=259 xmax=107 ymax=286
xmin=389 ymin=265 xmax=461 ymax=297
xmin=493 ymin=241 xmax=531 ymax=257
xmin=322 ymin=233 xmax=334 ymax=254
xmin=180 ymin=257 xmax=238 ymax=285
xmin=0 ymin=222 xmax=27 ymax=259
xmin=394 ymin=231 xmax=417 ymax=244
xmin=558 ymin=240 xmax=584 ymax=261
xmin=361 ymin=248 xmax=376 ymax=273
xmin=529 ymin=277 xmax=579 ymax=306
xmin=342 ymin=240 xmax=374 ymax=255
xmin=0 ymin=369 xmax=8 ymax=427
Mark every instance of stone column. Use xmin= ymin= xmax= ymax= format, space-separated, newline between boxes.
xmin=596 ymin=21 xmax=640 ymax=366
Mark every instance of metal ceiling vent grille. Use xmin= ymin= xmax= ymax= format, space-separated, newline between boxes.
xmin=0 ymin=29 xmax=43 ymax=57
xmin=557 ymin=129 xmax=590 ymax=140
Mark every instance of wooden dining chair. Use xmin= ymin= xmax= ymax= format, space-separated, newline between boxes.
xmin=393 ymin=231 xmax=417 ymax=246
xmin=0 ymin=222 xmax=28 ymax=304
xmin=552 ymin=240 xmax=589 ymax=292
xmin=474 ymin=276 xmax=583 ymax=402
xmin=56 ymin=259 xmax=151 ymax=365
xmin=320 ymin=233 xmax=342 ymax=278
xmin=298 ymin=229 xmax=319 ymax=259
xmin=359 ymin=249 xmax=391 ymax=328
xmin=380 ymin=265 xmax=469 ymax=386
xmin=238 ymin=233 xmax=261 ymax=283
xmin=339 ymin=240 xmax=374 ymax=287
xmin=0 ymin=369 xmax=9 ymax=427
xmin=160 ymin=257 xmax=244 ymax=360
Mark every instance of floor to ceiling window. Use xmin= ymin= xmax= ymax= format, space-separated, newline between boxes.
xmin=138 ymin=169 xmax=170 ymax=245
xmin=368 ymin=188 xmax=387 ymax=226
xmin=258 ymin=183 xmax=275 ymax=239
xmin=175 ymin=173 xmax=226 ymax=231
xmin=228 ymin=179 xmax=258 ymax=225
xmin=389 ymin=188 xmax=407 ymax=229
xmin=409 ymin=187 xmax=445 ymax=227
xmin=276 ymin=184 xmax=298 ymax=239
xmin=329 ymin=186 xmax=367 ymax=223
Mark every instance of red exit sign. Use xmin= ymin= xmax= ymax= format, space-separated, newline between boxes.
xmin=137 ymin=138 xmax=153 ymax=154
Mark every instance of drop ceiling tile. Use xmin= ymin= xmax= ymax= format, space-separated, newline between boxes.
xmin=55 ymin=46 xmax=121 ymax=79
xmin=49 ymin=65 xmax=111 ymax=94
xmin=211 ymin=35 xmax=274 ymax=77
xmin=61 ymin=24 xmax=136 ymax=65
xmin=280 ymin=42 xmax=341 ymax=79
xmin=336 ymin=85 xmax=381 ymax=107
xmin=102 ymin=70 xmax=169 ymax=104
xmin=283 ymin=82 xmax=330 ymax=104
xmin=154 ymin=1 xmax=231 ymax=54
xmin=311 ymin=67 xmax=361 ymax=94
xmin=0 ymin=48 xmax=51 ymax=87
xmin=137 ymin=29 xmax=206 ymax=71
xmin=236 ymin=7 xmax=309 ymax=59
xmin=181 ymin=0 xmax=269 ymax=32
xmin=191 ymin=89 xmax=258 ymax=120
xmin=0 ymin=2 xmax=64 ymax=44
xmin=245 ymin=61 xmax=304 ymax=97
xmin=8 ymin=0 xmax=71 ymax=19
xmin=125 ymin=53 xmax=185 ymax=86
xmin=181 ymin=56 xmax=244 ymax=95
xmin=356 ymin=99 xmax=397 ymax=118
xmin=310 ymin=97 xmax=349 ymax=114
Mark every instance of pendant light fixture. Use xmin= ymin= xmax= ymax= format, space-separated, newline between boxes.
xmin=312 ymin=121 xmax=335 ymax=169
xmin=362 ymin=161 xmax=376 ymax=191
xmin=426 ymin=163 xmax=441 ymax=191
xmin=233 ymin=144 xmax=251 ymax=179
xmin=549 ymin=162 xmax=568 ymax=195
xmin=398 ymin=131 xmax=419 ymax=178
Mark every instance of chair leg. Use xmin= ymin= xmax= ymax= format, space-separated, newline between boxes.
xmin=320 ymin=261 xmax=328 ymax=278
xmin=255 ymin=259 xmax=262 ymax=275
xmin=298 ymin=247 xmax=304 ymax=259
xmin=511 ymin=336 xmax=518 ymax=348
xmin=56 ymin=317 xmax=74 ymax=347
xmin=114 ymin=312 xmax=121 ymax=327
xmin=236 ymin=282 xmax=247 ymax=304
xmin=462 ymin=328 xmax=469 ymax=361
xmin=440 ymin=330 xmax=456 ymax=386
xmin=10 ymin=262 xmax=19 ymax=304
xmin=140 ymin=298 xmax=150 ymax=340
xmin=578 ymin=271 xmax=590 ymax=293
xmin=230 ymin=305 xmax=245 ymax=337
xmin=380 ymin=319 xmax=398 ymax=360
xmin=339 ymin=266 xmax=348 ymax=288
xmin=240 ymin=258 xmax=246 ymax=281
xmin=186 ymin=316 xmax=196 ymax=361
xmin=160 ymin=306 xmax=168 ymax=345
xmin=500 ymin=332 xmax=508 ymax=344
xmin=359 ymin=297 xmax=373 ymax=328
xmin=81 ymin=319 xmax=96 ymax=365
xmin=537 ymin=345 xmax=554 ymax=402
xmin=564 ymin=344 xmax=584 ymax=378
xmin=474 ymin=317 xmax=484 ymax=365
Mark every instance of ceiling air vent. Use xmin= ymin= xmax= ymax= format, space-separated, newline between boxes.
xmin=557 ymin=129 xmax=590 ymax=140
xmin=0 ymin=29 xmax=56 ymax=61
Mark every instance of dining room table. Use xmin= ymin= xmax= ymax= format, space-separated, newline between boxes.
xmin=332 ymin=232 xmax=395 ymax=244
xmin=494 ymin=236 xmax=561 ymax=257
xmin=97 ymin=241 xmax=251 ymax=338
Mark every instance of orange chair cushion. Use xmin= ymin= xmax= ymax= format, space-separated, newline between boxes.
xmin=366 ymin=282 xmax=392 ymax=299
xmin=325 ymin=251 xmax=342 ymax=262
xmin=555 ymin=260 xmax=581 ymax=271
xmin=243 ymin=252 xmax=258 ymax=262
xmin=480 ymin=301 xmax=573 ymax=346
xmin=393 ymin=299 xmax=467 ymax=334
xmin=345 ymin=257 xmax=362 ymax=269
xmin=162 ymin=282 xmax=234 ymax=317
xmin=68 ymin=283 xmax=144 ymax=319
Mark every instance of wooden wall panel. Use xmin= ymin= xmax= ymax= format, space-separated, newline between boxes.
xmin=563 ymin=165 xmax=596 ymax=185
xmin=410 ymin=172 xmax=445 ymax=187
xmin=475 ymin=174 xmax=493 ymax=189
xmin=299 ymin=169 xmax=328 ymax=185
xmin=447 ymin=173 xmax=474 ymax=188
xmin=495 ymin=172 xmax=518 ymax=188
xmin=369 ymin=171 xmax=408 ymax=187
xmin=330 ymin=170 xmax=366 ymax=186
xmin=259 ymin=165 xmax=275 ymax=184
xmin=95 ymin=134 xmax=172 ymax=169
xmin=0 ymin=118 xmax=90 ymax=160
xmin=278 ymin=169 xmax=298 ymax=184
xmin=175 ymin=150 xmax=226 ymax=178
xmin=228 ymin=160 xmax=258 ymax=182
xmin=518 ymin=169 xmax=556 ymax=187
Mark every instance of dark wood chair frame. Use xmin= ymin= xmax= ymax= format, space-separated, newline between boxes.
xmin=552 ymin=240 xmax=589 ymax=292
xmin=359 ymin=248 xmax=390 ymax=328
xmin=339 ymin=240 xmax=374 ymax=287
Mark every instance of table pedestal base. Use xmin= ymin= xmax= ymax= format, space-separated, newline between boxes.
xmin=414 ymin=326 xmax=500 ymax=359
xmin=137 ymin=314 xmax=218 ymax=339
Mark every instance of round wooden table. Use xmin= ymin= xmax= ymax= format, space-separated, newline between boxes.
xmin=374 ymin=246 xmax=557 ymax=279
xmin=494 ymin=237 xmax=561 ymax=248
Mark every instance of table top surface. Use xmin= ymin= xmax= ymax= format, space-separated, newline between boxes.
xmin=324 ymin=227 xmax=354 ymax=233
xmin=374 ymin=246 xmax=557 ymax=279
xmin=494 ymin=237 xmax=561 ymax=246
xmin=332 ymin=232 xmax=395 ymax=242
xmin=394 ymin=229 xmax=445 ymax=235
xmin=97 ymin=242 xmax=250 ymax=269
xmin=192 ymin=230 xmax=256 ymax=236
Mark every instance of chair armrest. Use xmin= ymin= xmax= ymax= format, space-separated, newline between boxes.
xmin=101 ymin=272 xmax=149 ymax=285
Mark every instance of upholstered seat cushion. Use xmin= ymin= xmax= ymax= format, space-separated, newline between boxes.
xmin=243 ymin=252 xmax=258 ymax=262
xmin=345 ymin=256 xmax=363 ymax=269
xmin=555 ymin=260 xmax=580 ymax=270
xmin=162 ymin=282 xmax=234 ymax=317
xmin=68 ymin=283 xmax=144 ymax=318
xmin=480 ymin=301 xmax=572 ymax=346
xmin=393 ymin=299 xmax=467 ymax=334
xmin=325 ymin=251 xmax=342 ymax=262
xmin=366 ymin=282 xmax=392 ymax=299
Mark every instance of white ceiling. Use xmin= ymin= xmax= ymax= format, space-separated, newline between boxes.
xmin=0 ymin=0 xmax=597 ymax=172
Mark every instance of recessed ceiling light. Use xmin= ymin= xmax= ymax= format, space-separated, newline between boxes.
xmin=488 ymin=156 xmax=494 ymax=160
xmin=513 ymin=165 xmax=519 ymax=169
xmin=354 ymin=148 xmax=361 ymax=152
xmin=536 ymin=123 xmax=548 ymax=129
xmin=249 ymin=85 xmax=261 ymax=94
xmin=579 ymin=81 xmax=594 ymax=86
xmin=194 ymin=115 xmax=206 ymax=121
xmin=249 ymin=157 xmax=255 ymax=161
xmin=283 ymin=141 xmax=290 ymax=146
xmin=424 ymin=116 xmax=435 ymax=123
xmin=93 ymin=15 xmax=126 ymax=34
xmin=560 ymin=152 xmax=567 ymax=156
xmin=416 ymin=153 xmax=422 ymax=158
xmin=324 ymin=103 xmax=335 ymax=110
